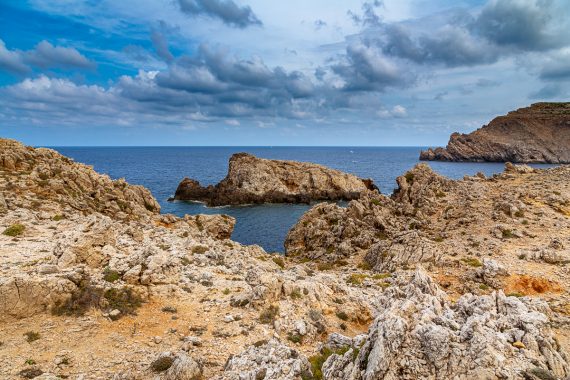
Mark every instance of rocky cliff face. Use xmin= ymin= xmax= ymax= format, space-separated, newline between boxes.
xmin=420 ymin=102 xmax=570 ymax=163
xmin=172 ymin=153 xmax=378 ymax=206
xmin=0 ymin=138 xmax=161 ymax=219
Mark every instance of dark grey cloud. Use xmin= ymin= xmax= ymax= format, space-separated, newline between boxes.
xmin=474 ymin=0 xmax=568 ymax=51
xmin=332 ymin=43 xmax=409 ymax=91
xmin=343 ymin=0 xmax=569 ymax=73
xmin=177 ymin=0 xmax=261 ymax=28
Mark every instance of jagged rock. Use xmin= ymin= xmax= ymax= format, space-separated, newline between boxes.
xmin=0 ymin=139 xmax=160 ymax=219
xmin=164 ymin=352 xmax=202 ymax=380
xmin=322 ymin=269 xmax=569 ymax=380
xmin=420 ymin=102 xmax=570 ymax=163
xmin=215 ymin=339 xmax=312 ymax=380
xmin=172 ymin=153 xmax=378 ymax=206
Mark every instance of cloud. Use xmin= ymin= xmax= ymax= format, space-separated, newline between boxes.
xmin=474 ymin=0 xmax=569 ymax=51
xmin=348 ymin=0 xmax=383 ymax=27
xmin=377 ymin=104 xmax=407 ymax=118
xmin=150 ymin=30 xmax=174 ymax=63
xmin=476 ymin=78 xmax=501 ymax=87
xmin=539 ymin=52 xmax=570 ymax=81
xmin=25 ymin=41 xmax=93 ymax=69
xmin=528 ymin=83 xmax=568 ymax=99
xmin=0 ymin=39 xmax=93 ymax=74
xmin=332 ymin=43 xmax=408 ymax=91
xmin=0 ymin=39 xmax=29 ymax=74
xmin=176 ymin=0 xmax=261 ymax=28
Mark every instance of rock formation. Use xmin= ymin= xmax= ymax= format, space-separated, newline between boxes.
xmin=1 ymin=138 xmax=570 ymax=379
xmin=322 ymin=269 xmax=569 ymax=380
xmin=172 ymin=152 xmax=378 ymax=206
xmin=420 ymin=102 xmax=570 ymax=163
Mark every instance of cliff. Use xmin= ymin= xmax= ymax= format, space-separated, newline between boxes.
xmin=172 ymin=152 xmax=378 ymax=206
xmin=420 ymin=102 xmax=570 ymax=163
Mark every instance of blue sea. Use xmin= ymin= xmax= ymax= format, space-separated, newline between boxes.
xmin=51 ymin=147 xmax=554 ymax=252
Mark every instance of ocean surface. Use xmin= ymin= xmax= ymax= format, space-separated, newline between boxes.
xmin=52 ymin=147 xmax=554 ymax=252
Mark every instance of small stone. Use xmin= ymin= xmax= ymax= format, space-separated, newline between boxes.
xmin=224 ymin=314 xmax=235 ymax=323
xmin=153 ymin=336 xmax=163 ymax=344
xmin=512 ymin=341 xmax=526 ymax=349
xmin=109 ymin=309 xmax=121 ymax=318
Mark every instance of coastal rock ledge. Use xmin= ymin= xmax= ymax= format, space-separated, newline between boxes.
xmin=420 ymin=102 xmax=570 ymax=163
xmin=171 ymin=152 xmax=378 ymax=206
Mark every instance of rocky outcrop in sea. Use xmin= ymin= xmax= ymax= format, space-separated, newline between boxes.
xmin=420 ymin=102 xmax=570 ymax=163
xmin=171 ymin=152 xmax=378 ymax=206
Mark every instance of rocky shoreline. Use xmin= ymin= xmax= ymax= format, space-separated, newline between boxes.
xmin=420 ymin=102 xmax=570 ymax=163
xmin=1 ymin=138 xmax=569 ymax=380
xmin=171 ymin=153 xmax=378 ymax=206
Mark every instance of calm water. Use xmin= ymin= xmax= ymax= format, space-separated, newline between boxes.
xmin=51 ymin=147 xmax=553 ymax=252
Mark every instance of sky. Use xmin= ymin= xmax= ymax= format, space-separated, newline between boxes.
xmin=0 ymin=0 xmax=569 ymax=146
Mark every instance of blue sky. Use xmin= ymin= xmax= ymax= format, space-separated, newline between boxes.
xmin=0 ymin=0 xmax=569 ymax=146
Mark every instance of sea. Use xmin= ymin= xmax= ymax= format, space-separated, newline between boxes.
xmin=51 ymin=147 xmax=554 ymax=253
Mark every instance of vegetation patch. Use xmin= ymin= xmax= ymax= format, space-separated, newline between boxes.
xmin=103 ymin=287 xmax=143 ymax=317
xmin=24 ymin=331 xmax=40 ymax=343
xmin=3 ymin=223 xmax=25 ymax=237
xmin=272 ymin=256 xmax=285 ymax=269
xmin=461 ymin=257 xmax=482 ymax=267
xmin=346 ymin=273 xmax=368 ymax=286
xmin=502 ymin=229 xmax=515 ymax=239
xmin=335 ymin=311 xmax=349 ymax=321
xmin=287 ymin=333 xmax=303 ymax=344
xmin=306 ymin=346 xmax=352 ymax=380
xmin=103 ymin=267 xmax=120 ymax=283
xmin=192 ymin=245 xmax=208 ymax=254
xmin=52 ymin=281 xmax=102 ymax=317
xmin=259 ymin=305 xmax=279 ymax=324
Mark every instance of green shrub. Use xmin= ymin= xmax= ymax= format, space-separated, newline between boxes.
xmin=272 ymin=256 xmax=285 ymax=269
xmin=259 ymin=305 xmax=279 ymax=324
xmin=192 ymin=245 xmax=208 ymax=254
xmin=461 ymin=257 xmax=482 ymax=267
xmin=287 ymin=333 xmax=303 ymax=344
xmin=290 ymin=289 xmax=302 ymax=299
xmin=103 ymin=267 xmax=120 ymax=283
xmin=24 ymin=331 xmax=40 ymax=343
xmin=52 ymin=214 xmax=65 ymax=221
xmin=346 ymin=273 xmax=368 ymax=286
xmin=404 ymin=172 xmax=415 ymax=183
xmin=336 ymin=311 xmax=349 ymax=321
xmin=3 ymin=223 xmax=25 ymax=237
xmin=502 ymin=229 xmax=515 ymax=239
xmin=52 ymin=281 xmax=102 ymax=316
xmin=103 ymin=287 xmax=143 ymax=317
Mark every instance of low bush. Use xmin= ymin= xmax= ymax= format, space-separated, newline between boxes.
xmin=3 ymin=223 xmax=25 ymax=237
